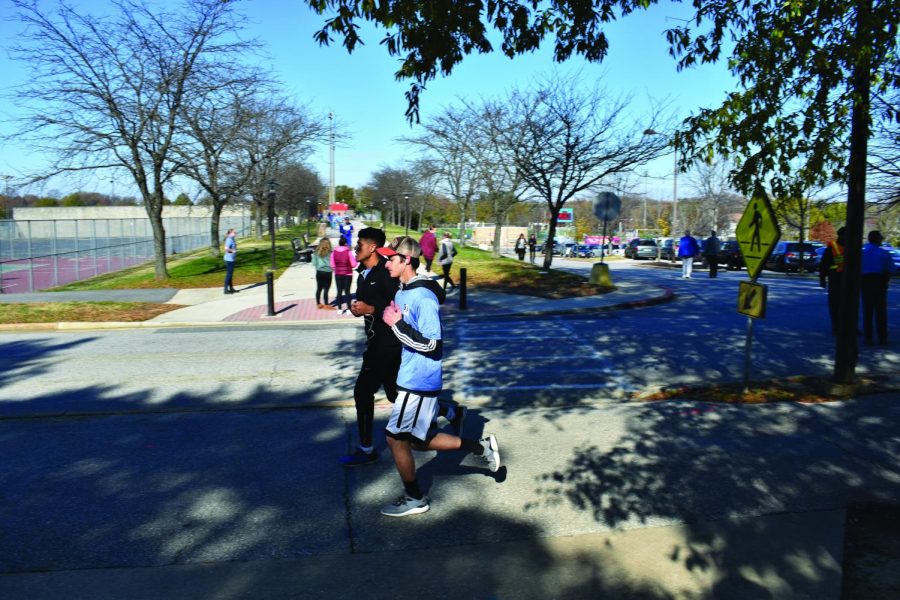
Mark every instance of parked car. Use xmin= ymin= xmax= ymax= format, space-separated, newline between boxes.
xmin=719 ymin=240 xmax=744 ymax=270
xmin=568 ymin=244 xmax=596 ymax=258
xmin=658 ymin=238 xmax=675 ymax=260
xmin=624 ymin=238 xmax=658 ymax=260
xmin=764 ymin=241 xmax=822 ymax=272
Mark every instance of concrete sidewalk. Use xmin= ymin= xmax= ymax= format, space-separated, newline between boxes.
xmin=0 ymin=252 xmax=675 ymax=330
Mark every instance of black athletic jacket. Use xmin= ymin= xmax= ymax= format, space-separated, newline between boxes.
xmin=356 ymin=255 xmax=401 ymax=350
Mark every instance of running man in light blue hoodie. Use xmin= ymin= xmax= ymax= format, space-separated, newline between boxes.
xmin=377 ymin=236 xmax=501 ymax=517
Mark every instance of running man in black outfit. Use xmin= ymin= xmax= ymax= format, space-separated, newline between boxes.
xmin=340 ymin=228 xmax=465 ymax=467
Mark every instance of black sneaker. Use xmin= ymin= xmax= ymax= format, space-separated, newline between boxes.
xmin=449 ymin=405 xmax=467 ymax=436
xmin=339 ymin=448 xmax=379 ymax=467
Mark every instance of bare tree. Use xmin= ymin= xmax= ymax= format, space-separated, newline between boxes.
xmin=276 ymin=162 xmax=326 ymax=227
xmin=464 ymin=99 xmax=532 ymax=257
xmin=686 ymin=157 xmax=743 ymax=234
xmin=368 ymin=167 xmax=417 ymax=227
xmin=233 ymin=98 xmax=330 ymax=239
xmin=510 ymin=77 xmax=672 ymax=269
xmin=410 ymin=159 xmax=442 ymax=232
xmin=177 ymin=85 xmax=261 ymax=256
xmin=869 ymin=89 xmax=900 ymax=206
xmin=9 ymin=0 xmax=252 ymax=278
xmin=400 ymin=105 xmax=480 ymax=245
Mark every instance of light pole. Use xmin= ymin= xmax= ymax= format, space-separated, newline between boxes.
xmin=305 ymin=198 xmax=312 ymax=241
xmin=403 ymin=193 xmax=410 ymax=236
xmin=644 ymin=129 xmax=678 ymax=236
xmin=381 ymin=199 xmax=388 ymax=229
xmin=267 ymin=180 xmax=277 ymax=270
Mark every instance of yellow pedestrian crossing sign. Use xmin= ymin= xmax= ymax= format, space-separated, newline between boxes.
xmin=735 ymin=195 xmax=781 ymax=280
xmin=738 ymin=281 xmax=768 ymax=319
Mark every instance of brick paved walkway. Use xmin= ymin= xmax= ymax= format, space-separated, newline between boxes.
xmin=222 ymin=298 xmax=355 ymax=322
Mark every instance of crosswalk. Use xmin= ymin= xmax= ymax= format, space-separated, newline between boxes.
xmin=445 ymin=315 xmax=639 ymax=406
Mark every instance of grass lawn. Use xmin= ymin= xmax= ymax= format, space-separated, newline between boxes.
xmin=48 ymin=227 xmax=306 ymax=291
xmin=378 ymin=223 xmax=612 ymax=298
xmin=0 ymin=302 xmax=183 ymax=324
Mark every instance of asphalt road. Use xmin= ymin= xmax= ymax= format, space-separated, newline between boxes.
xmin=1 ymin=261 xmax=899 ymax=598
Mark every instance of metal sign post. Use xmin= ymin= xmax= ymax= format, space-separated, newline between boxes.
xmin=591 ymin=192 xmax=621 ymax=286
xmin=734 ymin=194 xmax=781 ymax=392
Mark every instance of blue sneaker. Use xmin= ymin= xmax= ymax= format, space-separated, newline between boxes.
xmin=339 ymin=448 xmax=378 ymax=467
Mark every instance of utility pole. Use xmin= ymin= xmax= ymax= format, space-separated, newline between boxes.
xmin=328 ymin=112 xmax=335 ymax=207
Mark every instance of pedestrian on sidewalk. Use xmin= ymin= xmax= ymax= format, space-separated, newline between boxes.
xmin=515 ymin=233 xmax=527 ymax=261
xmin=330 ymin=236 xmax=358 ymax=314
xmin=339 ymin=217 xmax=354 ymax=247
xmin=861 ymin=230 xmax=895 ymax=345
xmin=528 ymin=233 xmax=537 ymax=264
xmin=704 ymin=231 xmax=721 ymax=278
xmin=377 ymin=236 xmax=500 ymax=517
xmin=312 ymin=237 xmax=334 ymax=309
xmin=223 ymin=228 xmax=238 ymax=294
xmin=819 ymin=227 xmax=846 ymax=336
xmin=678 ymin=230 xmax=700 ymax=279
xmin=418 ymin=224 xmax=438 ymax=273
xmin=438 ymin=231 xmax=458 ymax=291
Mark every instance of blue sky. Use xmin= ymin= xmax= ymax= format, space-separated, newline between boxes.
xmin=0 ymin=0 xmax=736 ymax=201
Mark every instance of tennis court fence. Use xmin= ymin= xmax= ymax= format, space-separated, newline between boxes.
xmin=0 ymin=213 xmax=251 ymax=293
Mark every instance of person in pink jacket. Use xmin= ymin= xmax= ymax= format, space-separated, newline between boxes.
xmin=418 ymin=224 xmax=438 ymax=273
xmin=330 ymin=236 xmax=359 ymax=314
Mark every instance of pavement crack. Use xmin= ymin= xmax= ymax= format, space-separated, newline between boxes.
xmin=342 ymin=425 xmax=358 ymax=554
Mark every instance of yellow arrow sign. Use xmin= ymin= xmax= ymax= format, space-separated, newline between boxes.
xmin=738 ymin=281 xmax=768 ymax=319
xmin=735 ymin=195 xmax=781 ymax=280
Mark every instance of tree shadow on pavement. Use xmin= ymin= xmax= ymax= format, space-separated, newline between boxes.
xmin=535 ymin=396 xmax=900 ymax=596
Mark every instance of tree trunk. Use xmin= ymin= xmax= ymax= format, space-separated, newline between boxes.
xmin=834 ymin=0 xmax=872 ymax=383
xmin=146 ymin=196 xmax=169 ymax=279
xmin=210 ymin=201 xmax=223 ymax=257
xmin=459 ymin=204 xmax=468 ymax=247
xmin=542 ymin=214 xmax=559 ymax=270
xmin=492 ymin=220 xmax=503 ymax=258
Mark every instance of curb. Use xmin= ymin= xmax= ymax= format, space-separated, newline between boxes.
xmin=453 ymin=286 xmax=676 ymax=320
xmin=0 ymin=288 xmax=676 ymax=332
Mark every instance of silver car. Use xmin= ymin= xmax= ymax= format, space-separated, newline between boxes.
xmin=625 ymin=238 xmax=658 ymax=260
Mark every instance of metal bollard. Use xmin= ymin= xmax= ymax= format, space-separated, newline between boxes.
xmin=459 ymin=268 xmax=467 ymax=310
xmin=266 ymin=270 xmax=276 ymax=317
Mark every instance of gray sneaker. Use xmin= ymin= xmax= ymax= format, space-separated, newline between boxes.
xmin=381 ymin=495 xmax=430 ymax=517
xmin=481 ymin=433 xmax=501 ymax=473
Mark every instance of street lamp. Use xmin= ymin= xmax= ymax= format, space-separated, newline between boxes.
xmin=403 ymin=193 xmax=410 ymax=236
xmin=643 ymin=129 xmax=678 ymax=237
xmin=267 ymin=179 xmax=277 ymax=270
xmin=381 ymin=198 xmax=388 ymax=229
xmin=305 ymin=197 xmax=312 ymax=241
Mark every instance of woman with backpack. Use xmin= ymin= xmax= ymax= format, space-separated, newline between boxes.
xmin=330 ymin=235 xmax=358 ymax=314
xmin=438 ymin=231 xmax=457 ymax=291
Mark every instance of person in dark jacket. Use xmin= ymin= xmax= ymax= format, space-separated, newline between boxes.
xmin=819 ymin=227 xmax=846 ymax=336
xmin=341 ymin=228 xmax=466 ymax=468
xmin=340 ymin=227 xmax=398 ymax=467
xmin=704 ymin=231 xmax=721 ymax=278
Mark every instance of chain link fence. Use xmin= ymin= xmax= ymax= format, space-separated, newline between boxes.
xmin=0 ymin=214 xmax=251 ymax=293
